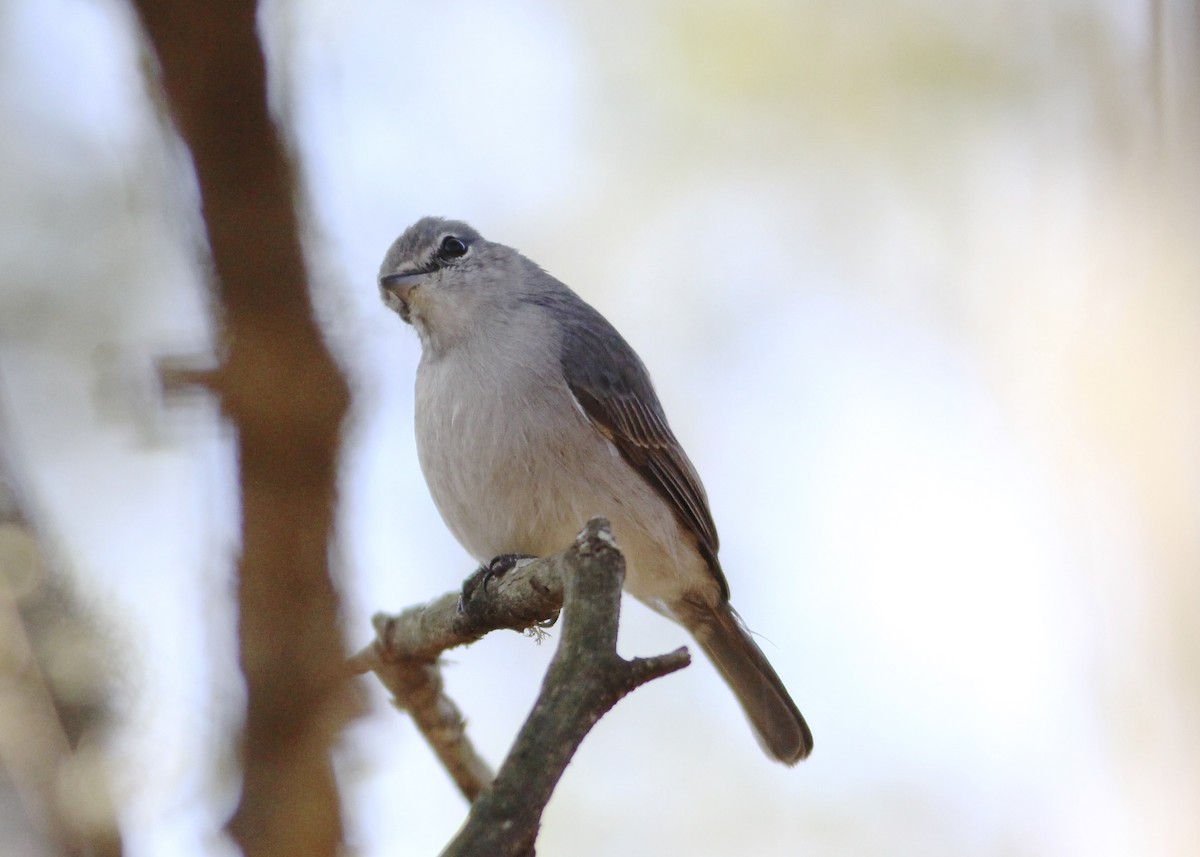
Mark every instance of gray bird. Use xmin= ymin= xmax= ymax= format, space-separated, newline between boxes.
xmin=378 ymin=217 xmax=812 ymax=764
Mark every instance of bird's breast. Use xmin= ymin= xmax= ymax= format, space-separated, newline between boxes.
xmin=413 ymin=341 xmax=598 ymax=561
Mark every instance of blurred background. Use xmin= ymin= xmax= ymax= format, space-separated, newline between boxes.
xmin=2 ymin=0 xmax=1198 ymax=854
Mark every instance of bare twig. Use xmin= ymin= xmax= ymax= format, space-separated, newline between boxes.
xmin=445 ymin=518 xmax=690 ymax=857
xmin=351 ymin=645 xmax=496 ymax=802
xmin=349 ymin=546 xmax=566 ymax=802
xmin=357 ymin=519 xmax=691 ymax=856
xmin=361 ymin=554 xmax=564 ymax=665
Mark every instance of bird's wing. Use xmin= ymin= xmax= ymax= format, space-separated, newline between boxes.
xmin=552 ymin=295 xmax=726 ymax=596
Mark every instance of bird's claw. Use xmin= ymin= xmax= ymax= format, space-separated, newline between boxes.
xmin=457 ymin=553 xmax=535 ymax=613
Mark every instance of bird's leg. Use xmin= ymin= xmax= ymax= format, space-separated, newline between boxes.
xmin=458 ymin=553 xmax=537 ymax=612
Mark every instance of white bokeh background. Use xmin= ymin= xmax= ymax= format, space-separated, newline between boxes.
xmin=2 ymin=0 xmax=1198 ymax=855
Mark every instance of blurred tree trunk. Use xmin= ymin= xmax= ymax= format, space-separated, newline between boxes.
xmin=128 ymin=2 xmax=356 ymax=855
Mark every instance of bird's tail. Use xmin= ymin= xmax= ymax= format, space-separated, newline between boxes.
xmin=683 ymin=600 xmax=813 ymax=765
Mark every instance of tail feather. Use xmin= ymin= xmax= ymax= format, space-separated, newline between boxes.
xmin=685 ymin=601 xmax=813 ymax=765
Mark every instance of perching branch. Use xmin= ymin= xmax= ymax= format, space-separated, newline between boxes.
xmin=348 ymin=546 xmax=566 ymax=802
xmin=354 ymin=518 xmax=691 ymax=856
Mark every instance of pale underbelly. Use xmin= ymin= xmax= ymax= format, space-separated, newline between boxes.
xmin=415 ymin=363 xmax=719 ymax=615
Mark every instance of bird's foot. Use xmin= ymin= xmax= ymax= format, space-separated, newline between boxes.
xmin=458 ymin=553 xmax=536 ymax=612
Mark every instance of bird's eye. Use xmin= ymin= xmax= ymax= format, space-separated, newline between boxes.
xmin=438 ymin=236 xmax=468 ymax=260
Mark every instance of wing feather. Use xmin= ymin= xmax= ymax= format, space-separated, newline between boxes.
xmin=545 ymin=292 xmax=727 ymax=597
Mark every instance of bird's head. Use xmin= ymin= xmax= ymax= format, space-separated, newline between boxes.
xmin=378 ymin=217 xmax=532 ymax=352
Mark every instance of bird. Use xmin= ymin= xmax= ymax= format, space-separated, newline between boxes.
xmin=377 ymin=217 xmax=812 ymax=764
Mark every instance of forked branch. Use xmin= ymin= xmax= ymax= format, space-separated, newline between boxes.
xmin=351 ymin=518 xmax=691 ymax=855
